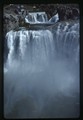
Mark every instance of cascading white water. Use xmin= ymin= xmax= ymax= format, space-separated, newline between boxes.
xmin=25 ymin=12 xmax=48 ymax=24
xmin=4 ymin=11 xmax=80 ymax=118
xmin=5 ymin=30 xmax=55 ymax=70
xmin=52 ymin=21 xmax=79 ymax=62
xmin=25 ymin=12 xmax=59 ymax=24
xmin=49 ymin=13 xmax=59 ymax=23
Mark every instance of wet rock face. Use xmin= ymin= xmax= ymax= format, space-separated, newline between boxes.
xmin=3 ymin=14 xmax=19 ymax=33
xmin=3 ymin=4 xmax=80 ymax=35
xmin=4 ymin=14 xmax=17 ymax=36
xmin=3 ymin=4 xmax=27 ymax=35
xmin=40 ymin=4 xmax=79 ymax=21
xmin=57 ymin=6 xmax=79 ymax=21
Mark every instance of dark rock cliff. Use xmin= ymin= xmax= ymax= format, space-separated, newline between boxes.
xmin=3 ymin=4 xmax=80 ymax=35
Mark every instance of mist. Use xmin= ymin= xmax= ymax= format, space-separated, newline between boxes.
xmin=4 ymin=55 xmax=80 ymax=118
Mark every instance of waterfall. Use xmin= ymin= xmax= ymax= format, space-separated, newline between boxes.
xmin=49 ymin=13 xmax=59 ymax=23
xmin=4 ymin=11 xmax=80 ymax=118
xmin=5 ymin=20 xmax=79 ymax=69
xmin=52 ymin=21 xmax=79 ymax=62
xmin=5 ymin=30 xmax=55 ymax=70
xmin=25 ymin=12 xmax=59 ymax=24
xmin=25 ymin=12 xmax=48 ymax=24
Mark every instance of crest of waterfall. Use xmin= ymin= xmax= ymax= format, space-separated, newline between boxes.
xmin=25 ymin=12 xmax=48 ymax=24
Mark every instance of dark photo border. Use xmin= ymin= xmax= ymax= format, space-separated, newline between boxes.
xmin=0 ymin=0 xmax=82 ymax=119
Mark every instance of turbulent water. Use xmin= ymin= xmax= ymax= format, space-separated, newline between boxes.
xmin=25 ymin=12 xmax=48 ymax=23
xmin=25 ymin=12 xmax=59 ymax=24
xmin=49 ymin=13 xmax=59 ymax=23
xmin=4 ymin=12 xmax=80 ymax=118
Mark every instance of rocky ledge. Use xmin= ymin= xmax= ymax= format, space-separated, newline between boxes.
xmin=3 ymin=4 xmax=80 ymax=35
